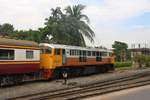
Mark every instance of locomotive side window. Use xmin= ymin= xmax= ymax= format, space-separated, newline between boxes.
xmin=70 ymin=49 xmax=79 ymax=56
xmin=26 ymin=51 xmax=34 ymax=59
xmin=83 ymin=50 xmax=86 ymax=56
xmin=109 ymin=52 xmax=112 ymax=56
xmin=102 ymin=52 xmax=107 ymax=57
xmin=55 ymin=49 xmax=60 ymax=55
xmin=70 ymin=50 xmax=72 ymax=55
xmin=96 ymin=52 xmax=100 ymax=56
xmin=77 ymin=50 xmax=80 ymax=55
xmin=88 ymin=51 xmax=91 ymax=56
xmin=72 ymin=50 xmax=75 ymax=55
xmin=92 ymin=51 xmax=96 ymax=56
xmin=96 ymin=51 xmax=102 ymax=61
xmin=79 ymin=50 xmax=83 ymax=55
xmin=79 ymin=50 xmax=87 ymax=62
xmin=0 ymin=49 xmax=14 ymax=60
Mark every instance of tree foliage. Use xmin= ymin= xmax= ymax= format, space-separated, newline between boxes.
xmin=11 ymin=29 xmax=42 ymax=43
xmin=133 ymin=54 xmax=150 ymax=68
xmin=0 ymin=23 xmax=14 ymax=36
xmin=112 ymin=41 xmax=130 ymax=62
xmin=42 ymin=4 xmax=95 ymax=46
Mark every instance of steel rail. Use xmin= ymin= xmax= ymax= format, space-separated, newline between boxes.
xmin=31 ymin=75 xmax=150 ymax=100
xmin=8 ymin=71 xmax=150 ymax=100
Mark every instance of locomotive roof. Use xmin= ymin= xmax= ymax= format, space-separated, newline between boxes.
xmin=39 ymin=43 xmax=112 ymax=52
xmin=0 ymin=38 xmax=38 ymax=47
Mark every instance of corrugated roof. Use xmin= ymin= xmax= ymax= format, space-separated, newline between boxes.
xmin=0 ymin=38 xmax=38 ymax=47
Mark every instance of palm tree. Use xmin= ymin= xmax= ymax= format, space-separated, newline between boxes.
xmin=43 ymin=7 xmax=67 ymax=43
xmin=42 ymin=4 xmax=95 ymax=46
xmin=65 ymin=4 xmax=95 ymax=44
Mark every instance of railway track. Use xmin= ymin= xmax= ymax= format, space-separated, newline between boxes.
xmin=8 ymin=71 xmax=150 ymax=100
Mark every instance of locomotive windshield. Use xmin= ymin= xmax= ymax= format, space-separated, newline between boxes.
xmin=41 ymin=47 xmax=52 ymax=54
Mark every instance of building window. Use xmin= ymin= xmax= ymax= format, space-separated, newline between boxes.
xmin=0 ymin=49 xmax=14 ymax=60
xmin=26 ymin=51 xmax=34 ymax=59
xmin=55 ymin=49 xmax=60 ymax=55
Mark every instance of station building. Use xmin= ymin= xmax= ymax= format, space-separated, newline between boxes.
xmin=130 ymin=48 xmax=150 ymax=58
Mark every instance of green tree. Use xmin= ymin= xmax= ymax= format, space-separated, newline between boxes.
xmin=112 ymin=41 xmax=129 ymax=62
xmin=133 ymin=54 xmax=147 ymax=68
xmin=42 ymin=7 xmax=67 ymax=43
xmin=12 ymin=29 xmax=42 ymax=43
xmin=0 ymin=23 xmax=14 ymax=36
xmin=145 ymin=56 xmax=150 ymax=67
xmin=64 ymin=4 xmax=95 ymax=46
xmin=42 ymin=4 xmax=95 ymax=46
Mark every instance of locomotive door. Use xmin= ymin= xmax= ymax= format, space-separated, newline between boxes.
xmin=53 ymin=48 xmax=62 ymax=67
xmin=62 ymin=49 xmax=66 ymax=64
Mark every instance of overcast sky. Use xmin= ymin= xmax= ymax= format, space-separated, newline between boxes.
xmin=0 ymin=0 xmax=150 ymax=48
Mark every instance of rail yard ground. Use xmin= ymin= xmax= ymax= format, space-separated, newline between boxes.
xmin=0 ymin=67 xmax=150 ymax=100
xmin=83 ymin=85 xmax=150 ymax=100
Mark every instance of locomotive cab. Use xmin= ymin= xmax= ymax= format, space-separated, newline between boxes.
xmin=40 ymin=44 xmax=63 ymax=70
xmin=40 ymin=46 xmax=53 ymax=69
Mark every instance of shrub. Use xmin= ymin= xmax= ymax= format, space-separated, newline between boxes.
xmin=115 ymin=62 xmax=132 ymax=68
xmin=145 ymin=56 xmax=150 ymax=67
xmin=133 ymin=55 xmax=150 ymax=68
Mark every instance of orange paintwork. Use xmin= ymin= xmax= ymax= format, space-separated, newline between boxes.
xmin=40 ymin=47 xmax=114 ymax=70
xmin=52 ymin=49 xmax=63 ymax=68
xmin=63 ymin=57 xmax=113 ymax=67
xmin=40 ymin=48 xmax=63 ymax=69
xmin=111 ymin=57 xmax=115 ymax=64
xmin=40 ymin=54 xmax=53 ymax=69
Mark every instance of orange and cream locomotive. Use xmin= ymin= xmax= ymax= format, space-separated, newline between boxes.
xmin=40 ymin=43 xmax=114 ymax=79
